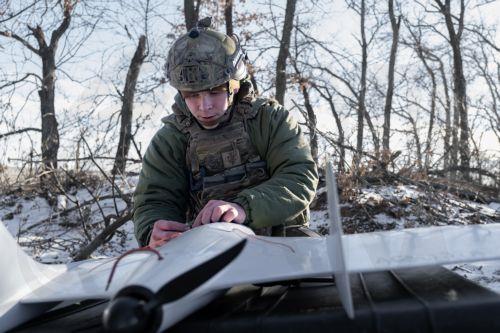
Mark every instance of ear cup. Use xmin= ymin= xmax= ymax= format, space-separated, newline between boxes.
xmin=103 ymin=285 xmax=162 ymax=333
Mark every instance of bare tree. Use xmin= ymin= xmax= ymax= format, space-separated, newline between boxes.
xmin=381 ymin=0 xmax=401 ymax=158
xmin=313 ymin=84 xmax=346 ymax=171
xmin=302 ymin=1 xmax=374 ymax=170
xmin=406 ymin=25 xmax=438 ymax=172
xmin=353 ymin=0 xmax=368 ymax=169
xmin=0 ymin=0 xmax=78 ymax=170
xmin=112 ymin=35 xmax=147 ymax=175
xmin=393 ymin=100 xmax=423 ymax=170
xmin=437 ymin=58 xmax=453 ymax=173
xmin=433 ymin=0 xmax=470 ymax=178
xmin=275 ymin=0 xmax=297 ymax=105
xmin=297 ymin=80 xmax=318 ymax=164
xmin=224 ymin=0 xmax=233 ymax=36
xmin=221 ymin=0 xmax=261 ymax=94
xmin=184 ymin=0 xmax=201 ymax=31
xmin=472 ymin=44 xmax=500 ymax=145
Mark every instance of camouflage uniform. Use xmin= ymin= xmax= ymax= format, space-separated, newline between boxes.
xmin=133 ymin=19 xmax=318 ymax=246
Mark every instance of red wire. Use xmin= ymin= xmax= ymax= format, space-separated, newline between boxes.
xmin=105 ymin=246 xmax=163 ymax=291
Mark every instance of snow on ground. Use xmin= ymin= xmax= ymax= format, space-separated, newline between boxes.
xmin=0 ymin=175 xmax=139 ymax=263
xmin=310 ymin=184 xmax=500 ymax=293
xmin=447 ymin=262 xmax=500 ymax=293
xmin=1 ymin=178 xmax=500 ymax=293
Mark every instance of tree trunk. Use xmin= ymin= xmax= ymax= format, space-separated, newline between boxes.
xmin=223 ymin=0 xmax=259 ymax=94
xmin=275 ymin=0 xmax=297 ymax=105
xmin=112 ymin=35 xmax=147 ymax=175
xmin=410 ymin=116 xmax=423 ymax=171
xmin=438 ymin=60 xmax=452 ymax=173
xmin=364 ymin=108 xmax=380 ymax=158
xmin=39 ymin=49 xmax=60 ymax=169
xmin=382 ymin=0 xmax=400 ymax=155
xmin=224 ymin=0 xmax=233 ymax=36
xmin=422 ymin=60 xmax=436 ymax=172
xmin=32 ymin=3 xmax=72 ymax=171
xmin=410 ymin=29 xmax=437 ymax=172
xmin=436 ymin=0 xmax=470 ymax=178
xmin=184 ymin=0 xmax=199 ymax=31
xmin=455 ymin=51 xmax=470 ymax=176
xmin=301 ymin=84 xmax=318 ymax=164
xmin=451 ymin=96 xmax=460 ymax=175
xmin=354 ymin=0 xmax=367 ymax=169
xmin=314 ymin=85 xmax=345 ymax=171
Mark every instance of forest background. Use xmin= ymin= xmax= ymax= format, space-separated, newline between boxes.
xmin=0 ymin=0 xmax=499 ymax=261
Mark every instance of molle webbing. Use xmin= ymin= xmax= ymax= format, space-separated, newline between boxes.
xmin=183 ymin=101 xmax=268 ymax=218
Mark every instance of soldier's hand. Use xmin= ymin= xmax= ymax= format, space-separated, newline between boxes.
xmin=192 ymin=200 xmax=246 ymax=227
xmin=149 ymin=220 xmax=189 ymax=248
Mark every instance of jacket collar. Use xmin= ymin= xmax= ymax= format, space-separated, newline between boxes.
xmin=163 ymin=77 xmax=256 ymax=125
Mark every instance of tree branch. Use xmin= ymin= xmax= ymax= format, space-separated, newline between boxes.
xmin=27 ymin=24 xmax=47 ymax=50
xmin=50 ymin=0 xmax=75 ymax=48
xmin=0 ymin=73 xmax=42 ymax=89
xmin=463 ymin=26 xmax=500 ymax=52
xmin=0 ymin=127 xmax=41 ymax=139
xmin=0 ymin=30 xmax=40 ymax=55
xmin=72 ymin=209 xmax=133 ymax=261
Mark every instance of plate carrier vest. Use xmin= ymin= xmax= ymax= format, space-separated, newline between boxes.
xmin=169 ymin=91 xmax=271 ymax=221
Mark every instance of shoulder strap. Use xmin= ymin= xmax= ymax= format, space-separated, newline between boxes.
xmin=234 ymin=97 xmax=273 ymax=121
xmin=162 ymin=103 xmax=194 ymax=134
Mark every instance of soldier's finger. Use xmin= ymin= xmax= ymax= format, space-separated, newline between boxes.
xmin=154 ymin=230 xmax=181 ymax=240
xmin=192 ymin=209 xmax=205 ymax=227
xmin=149 ymin=239 xmax=166 ymax=248
xmin=155 ymin=220 xmax=189 ymax=232
xmin=201 ymin=206 xmax=214 ymax=225
xmin=149 ymin=232 xmax=181 ymax=248
xmin=151 ymin=230 xmax=164 ymax=241
xmin=192 ymin=218 xmax=201 ymax=228
xmin=220 ymin=207 xmax=237 ymax=222
xmin=210 ymin=204 xmax=228 ymax=222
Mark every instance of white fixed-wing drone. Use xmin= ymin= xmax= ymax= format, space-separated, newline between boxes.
xmin=1 ymin=162 xmax=500 ymax=332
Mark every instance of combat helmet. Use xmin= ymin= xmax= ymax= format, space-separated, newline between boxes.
xmin=165 ymin=17 xmax=247 ymax=92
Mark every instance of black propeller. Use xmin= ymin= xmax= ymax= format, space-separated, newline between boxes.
xmin=103 ymin=239 xmax=246 ymax=333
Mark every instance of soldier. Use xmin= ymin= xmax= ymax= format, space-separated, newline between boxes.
xmin=133 ymin=18 xmax=318 ymax=247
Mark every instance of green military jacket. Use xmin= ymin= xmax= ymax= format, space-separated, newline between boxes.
xmin=133 ymin=89 xmax=318 ymax=246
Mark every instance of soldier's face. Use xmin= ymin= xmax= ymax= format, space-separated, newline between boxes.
xmin=182 ymin=85 xmax=230 ymax=129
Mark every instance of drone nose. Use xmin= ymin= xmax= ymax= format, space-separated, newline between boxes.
xmin=102 ymin=285 xmax=162 ymax=333
xmin=103 ymin=296 xmax=144 ymax=333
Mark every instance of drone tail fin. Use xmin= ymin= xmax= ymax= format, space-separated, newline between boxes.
xmin=326 ymin=161 xmax=354 ymax=319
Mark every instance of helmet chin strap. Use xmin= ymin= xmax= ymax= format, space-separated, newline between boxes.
xmin=217 ymin=96 xmax=236 ymax=126
xmin=227 ymin=79 xmax=240 ymax=106
xmin=222 ymin=79 xmax=241 ymax=121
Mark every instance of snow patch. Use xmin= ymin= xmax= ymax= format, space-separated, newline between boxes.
xmin=447 ymin=261 xmax=500 ymax=294
xmin=358 ymin=192 xmax=385 ymax=206
xmin=309 ymin=210 xmax=329 ymax=232
xmin=374 ymin=213 xmax=404 ymax=229
xmin=488 ymin=202 xmax=500 ymax=213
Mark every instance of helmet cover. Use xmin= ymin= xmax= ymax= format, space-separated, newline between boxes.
xmin=165 ymin=18 xmax=247 ymax=92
